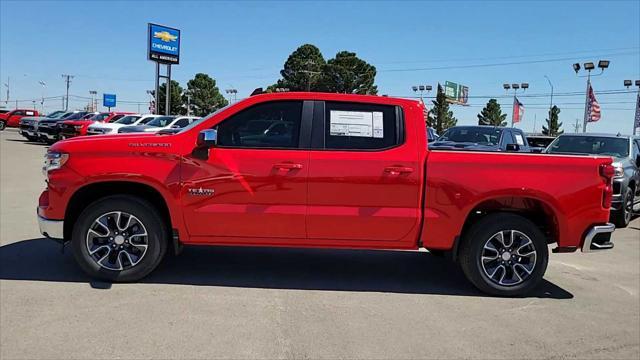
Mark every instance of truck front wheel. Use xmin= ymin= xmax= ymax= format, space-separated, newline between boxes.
xmin=71 ymin=195 xmax=168 ymax=282
xmin=459 ymin=213 xmax=548 ymax=296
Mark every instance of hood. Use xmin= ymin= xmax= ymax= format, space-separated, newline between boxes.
xmin=19 ymin=116 xmax=46 ymax=124
xmin=429 ymin=141 xmax=500 ymax=151
xmin=50 ymin=132 xmax=169 ymax=154
xmin=118 ymin=125 xmax=158 ymax=133
xmin=63 ymin=120 xmax=92 ymax=126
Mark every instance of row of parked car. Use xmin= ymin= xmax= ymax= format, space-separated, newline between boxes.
xmin=11 ymin=110 xmax=200 ymax=144
xmin=428 ymin=125 xmax=640 ymax=228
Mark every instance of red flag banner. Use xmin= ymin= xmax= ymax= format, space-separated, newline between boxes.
xmin=512 ymin=97 xmax=525 ymax=124
xmin=587 ymin=84 xmax=601 ymax=122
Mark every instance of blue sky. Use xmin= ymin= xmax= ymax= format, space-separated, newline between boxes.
xmin=1 ymin=0 xmax=639 ymax=133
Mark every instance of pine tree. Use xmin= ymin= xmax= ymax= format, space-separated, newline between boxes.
xmin=428 ymin=84 xmax=458 ymax=134
xmin=542 ymin=105 xmax=563 ymax=136
xmin=477 ymin=99 xmax=507 ymax=126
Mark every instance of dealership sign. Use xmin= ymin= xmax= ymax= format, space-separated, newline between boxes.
xmin=148 ymin=23 xmax=180 ymax=64
xmin=103 ymin=94 xmax=116 ymax=108
xmin=444 ymin=81 xmax=469 ymax=105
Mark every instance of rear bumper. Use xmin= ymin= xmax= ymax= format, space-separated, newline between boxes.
xmin=581 ymin=223 xmax=615 ymax=252
xmin=38 ymin=214 xmax=64 ymax=240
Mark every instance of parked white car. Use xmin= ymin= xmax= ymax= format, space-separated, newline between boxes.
xmin=118 ymin=116 xmax=200 ymax=134
xmin=86 ymin=114 xmax=159 ymax=135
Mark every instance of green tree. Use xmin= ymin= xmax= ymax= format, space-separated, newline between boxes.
xmin=278 ymin=44 xmax=326 ymax=91
xmin=321 ymin=51 xmax=377 ymax=94
xmin=184 ymin=73 xmax=228 ymax=117
xmin=154 ymin=80 xmax=184 ymax=115
xmin=477 ymin=99 xmax=507 ymax=126
xmin=542 ymin=105 xmax=563 ymax=136
xmin=428 ymin=84 xmax=458 ymax=134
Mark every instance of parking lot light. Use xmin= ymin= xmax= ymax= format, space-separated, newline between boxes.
xmin=598 ymin=60 xmax=610 ymax=69
xmin=584 ymin=62 xmax=595 ymax=70
xmin=573 ymin=63 xmax=581 ymax=73
xmin=503 ymin=83 xmax=511 ymax=90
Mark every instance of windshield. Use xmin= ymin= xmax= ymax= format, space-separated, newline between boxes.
xmin=436 ymin=127 xmax=502 ymax=145
xmin=88 ymin=113 xmax=110 ymax=121
xmin=547 ymin=136 xmax=629 ymax=158
xmin=115 ymin=115 xmax=141 ymax=125
xmin=146 ymin=116 xmax=176 ymax=127
xmin=176 ymin=105 xmax=233 ymax=133
xmin=46 ymin=110 xmax=66 ymax=118
xmin=61 ymin=112 xmax=87 ymax=120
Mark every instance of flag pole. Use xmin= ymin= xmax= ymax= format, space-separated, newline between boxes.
xmin=582 ymin=72 xmax=591 ymax=133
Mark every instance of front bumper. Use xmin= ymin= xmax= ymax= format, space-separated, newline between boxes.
xmin=581 ymin=223 xmax=615 ymax=252
xmin=38 ymin=214 xmax=64 ymax=240
xmin=38 ymin=131 xmax=58 ymax=140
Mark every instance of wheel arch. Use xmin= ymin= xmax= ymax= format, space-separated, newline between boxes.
xmin=453 ymin=196 xmax=560 ymax=260
xmin=64 ymin=180 xmax=182 ymax=254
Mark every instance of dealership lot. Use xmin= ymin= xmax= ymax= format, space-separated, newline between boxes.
xmin=0 ymin=128 xmax=638 ymax=359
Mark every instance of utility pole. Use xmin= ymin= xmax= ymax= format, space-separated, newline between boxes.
xmin=186 ymin=91 xmax=192 ymax=116
xmin=3 ymin=77 xmax=9 ymax=105
xmin=61 ymin=74 xmax=74 ymax=111
xmin=624 ymin=79 xmax=640 ymax=135
xmin=573 ymin=118 xmax=581 ymax=133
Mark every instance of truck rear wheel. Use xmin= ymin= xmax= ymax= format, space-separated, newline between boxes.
xmin=71 ymin=195 xmax=168 ymax=282
xmin=0 ymin=120 xmax=6 ymax=131
xmin=459 ymin=213 xmax=548 ymax=296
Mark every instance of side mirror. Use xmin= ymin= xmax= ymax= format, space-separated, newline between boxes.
xmin=193 ymin=129 xmax=217 ymax=160
xmin=505 ymin=143 xmax=520 ymax=152
xmin=197 ymin=129 xmax=217 ymax=147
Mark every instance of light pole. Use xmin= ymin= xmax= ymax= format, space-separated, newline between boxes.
xmin=146 ymin=90 xmax=154 ymax=114
xmin=89 ymin=90 xmax=97 ymax=112
xmin=411 ymin=85 xmax=432 ymax=103
xmin=503 ymin=82 xmax=529 ymax=127
xmin=184 ymin=90 xmax=192 ymax=116
xmin=543 ymin=75 xmax=553 ymax=120
xmin=225 ymin=88 xmax=237 ymax=104
xmin=624 ymin=79 xmax=640 ymax=135
xmin=573 ymin=60 xmax=609 ymax=132
xmin=38 ymin=81 xmax=46 ymax=112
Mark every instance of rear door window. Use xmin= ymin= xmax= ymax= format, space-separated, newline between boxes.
xmin=323 ymin=102 xmax=400 ymax=150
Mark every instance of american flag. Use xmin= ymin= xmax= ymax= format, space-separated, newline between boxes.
xmin=512 ymin=97 xmax=525 ymax=124
xmin=587 ymin=84 xmax=601 ymax=122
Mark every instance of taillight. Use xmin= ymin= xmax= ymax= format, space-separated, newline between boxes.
xmin=600 ymin=164 xmax=614 ymax=208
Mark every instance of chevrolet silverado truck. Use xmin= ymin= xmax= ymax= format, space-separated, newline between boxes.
xmin=38 ymin=92 xmax=616 ymax=296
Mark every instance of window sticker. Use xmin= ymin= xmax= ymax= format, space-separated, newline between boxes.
xmin=329 ymin=110 xmax=384 ymax=138
xmin=514 ymin=134 xmax=525 ymax=146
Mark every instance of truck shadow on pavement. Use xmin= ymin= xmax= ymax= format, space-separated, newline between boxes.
xmin=0 ymin=238 xmax=573 ymax=299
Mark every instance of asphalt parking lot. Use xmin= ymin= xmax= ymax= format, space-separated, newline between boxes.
xmin=0 ymin=128 xmax=638 ymax=359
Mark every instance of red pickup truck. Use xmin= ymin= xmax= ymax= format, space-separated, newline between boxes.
xmin=38 ymin=92 xmax=616 ymax=296
xmin=0 ymin=109 xmax=39 ymax=130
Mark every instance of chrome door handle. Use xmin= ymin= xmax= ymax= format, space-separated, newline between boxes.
xmin=384 ymin=166 xmax=414 ymax=175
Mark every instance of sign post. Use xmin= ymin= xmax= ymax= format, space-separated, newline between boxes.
xmin=103 ymin=94 xmax=116 ymax=111
xmin=148 ymin=23 xmax=180 ymax=115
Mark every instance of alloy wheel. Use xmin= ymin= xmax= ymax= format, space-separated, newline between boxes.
xmin=480 ymin=230 xmax=537 ymax=286
xmin=85 ymin=211 xmax=149 ymax=271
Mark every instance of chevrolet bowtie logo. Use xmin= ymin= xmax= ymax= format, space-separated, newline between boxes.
xmin=154 ymin=31 xmax=177 ymax=42
xmin=188 ymin=187 xmax=215 ymax=196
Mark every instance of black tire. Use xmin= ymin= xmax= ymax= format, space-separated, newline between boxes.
xmin=459 ymin=213 xmax=549 ymax=297
xmin=611 ymin=187 xmax=633 ymax=228
xmin=0 ymin=120 xmax=6 ymax=131
xmin=71 ymin=195 xmax=168 ymax=282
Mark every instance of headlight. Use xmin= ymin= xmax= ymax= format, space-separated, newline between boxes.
xmin=614 ymin=166 xmax=624 ymax=177
xmin=43 ymin=152 xmax=69 ymax=175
